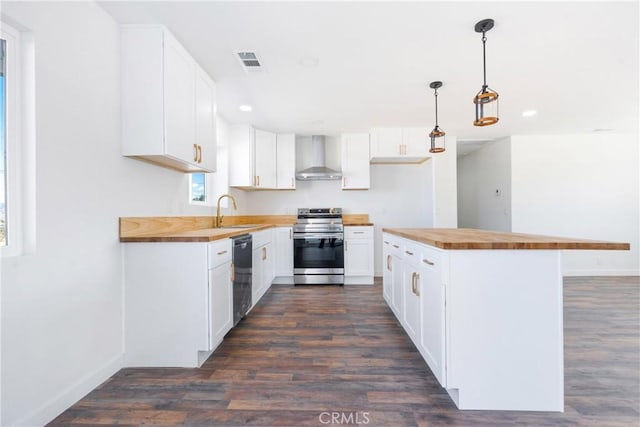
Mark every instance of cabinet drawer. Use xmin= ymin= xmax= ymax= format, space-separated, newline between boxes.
xmin=419 ymin=246 xmax=442 ymax=270
xmin=402 ymin=240 xmax=421 ymax=266
xmin=383 ymin=233 xmax=402 ymax=257
xmin=208 ymin=239 xmax=232 ymax=269
xmin=345 ymin=226 xmax=373 ymax=239
xmin=252 ymin=229 xmax=273 ymax=248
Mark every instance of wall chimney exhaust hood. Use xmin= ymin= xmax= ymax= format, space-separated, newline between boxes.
xmin=295 ymin=135 xmax=342 ymax=181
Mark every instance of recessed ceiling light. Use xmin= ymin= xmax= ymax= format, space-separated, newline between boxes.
xmin=299 ymin=57 xmax=319 ymax=68
xmin=239 ymin=105 xmax=253 ymax=112
xmin=522 ymin=110 xmax=537 ymax=117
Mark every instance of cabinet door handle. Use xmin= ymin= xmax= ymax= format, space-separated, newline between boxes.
xmin=217 ymin=250 xmax=227 ymax=255
xmin=197 ymin=145 xmax=203 ymax=163
xmin=387 ymin=254 xmax=391 ymax=271
xmin=345 ymin=241 xmax=348 ymax=251
xmin=414 ymin=273 xmax=420 ymax=296
xmin=384 ymin=240 xmax=389 ymax=244
xmin=193 ymin=144 xmax=198 ymax=162
xmin=405 ymin=250 xmax=414 ymax=256
xmin=392 ymin=244 xmax=399 ymax=249
xmin=256 ymin=175 xmax=260 ymax=187
xmin=290 ymin=177 xmax=294 ymax=188
xmin=342 ymin=177 xmax=346 ymax=187
xmin=230 ymin=262 xmax=235 ymax=282
xmin=411 ymin=272 xmax=416 ymax=295
xmin=262 ymin=246 xmax=267 ymax=260
xmin=422 ymin=258 xmax=435 ymax=266
xmin=398 ymin=144 xmax=402 ymax=155
xmin=353 ymin=231 xmax=364 ymax=234
xmin=289 ymin=229 xmax=292 ymax=239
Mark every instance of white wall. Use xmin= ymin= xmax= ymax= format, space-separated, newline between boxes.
xmin=511 ymin=133 xmax=639 ymax=275
xmin=457 ymin=138 xmax=512 ymax=231
xmin=0 ymin=3 xmax=217 ymax=425
xmin=433 ymin=137 xmax=458 ymax=227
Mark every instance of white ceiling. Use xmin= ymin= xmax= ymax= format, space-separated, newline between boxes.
xmin=98 ymin=1 xmax=639 ymax=154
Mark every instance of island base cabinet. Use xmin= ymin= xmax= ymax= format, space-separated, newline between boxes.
xmin=446 ymin=250 xmax=564 ymax=411
xmin=382 ymin=232 xmax=565 ymax=412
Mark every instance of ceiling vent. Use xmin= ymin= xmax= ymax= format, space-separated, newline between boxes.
xmin=237 ymin=51 xmax=264 ymax=72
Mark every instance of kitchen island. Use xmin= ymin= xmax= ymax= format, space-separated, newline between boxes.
xmin=382 ymin=228 xmax=629 ymax=412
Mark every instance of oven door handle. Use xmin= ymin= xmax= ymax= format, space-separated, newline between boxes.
xmin=293 ymin=233 xmax=344 ymax=240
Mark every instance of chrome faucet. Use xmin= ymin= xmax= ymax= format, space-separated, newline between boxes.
xmin=215 ymin=194 xmax=237 ymax=228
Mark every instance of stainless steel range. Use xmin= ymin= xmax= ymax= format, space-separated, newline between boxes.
xmin=293 ymin=208 xmax=344 ymax=285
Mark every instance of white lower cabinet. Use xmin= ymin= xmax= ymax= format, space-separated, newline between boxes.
xmin=209 ymin=260 xmax=233 ymax=350
xmin=382 ymin=232 xmax=564 ymax=411
xmin=251 ymin=229 xmax=275 ymax=307
xmin=382 ymin=232 xmax=445 ymax=386
xmin=123 ymin=239 xmax=232 ymax=368
xmin=344 ymin=226 xmax=374 ymax=284
xmin=274 ymin=226 xmax=293 ymax=282
xmin=417 ymin=246 xmax=446 ymax=386
xmin=402 ymin=241 xmax=422 ymax=346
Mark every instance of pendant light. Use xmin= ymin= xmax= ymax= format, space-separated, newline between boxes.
xmin=428 ymin=81 xmax=446 ymax=153
xmin=473 ymin=18 xmax=499 ymax=127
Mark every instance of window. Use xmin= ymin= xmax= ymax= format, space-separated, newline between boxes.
xmin=189 ymin=172 xmax=209 ymax=205
xmin=1 ymin=20 xmax=33 ymax=257
xmin=0 ymin=36 xmax=6 ymax=246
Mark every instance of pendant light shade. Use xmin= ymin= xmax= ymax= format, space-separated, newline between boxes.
xmin=429 ymin=81 xmax=446 ymax=154
xmin=473 ymin=19 xmax=499 ymax=127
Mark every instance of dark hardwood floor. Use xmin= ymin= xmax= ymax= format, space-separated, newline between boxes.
xmin=50 ymin=276 xmax=640 ymax=426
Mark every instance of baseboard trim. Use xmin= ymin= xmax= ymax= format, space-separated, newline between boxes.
xmin=563 ymin=269 xmax=640 ymax=277
xmin=15 ymin=354 xmax=123 ymax=427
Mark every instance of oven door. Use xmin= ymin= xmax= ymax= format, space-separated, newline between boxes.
xmin=293 ymin=233 xmax=344 ymax=283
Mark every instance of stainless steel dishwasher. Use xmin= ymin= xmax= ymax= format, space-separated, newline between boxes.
xmin=231 ymin=234 xmax=252 ymax=326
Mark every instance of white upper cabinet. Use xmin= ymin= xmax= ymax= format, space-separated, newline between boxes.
xmin=370 ymin=127 xmax=430 ymax=164
xmin=121 ymin=25 xmax=216 ymax=173
xmin=229 ymin=124 xmax=255 ymax=188
xmin=276 ymin=133 xmax=296 ymax=190
xmin=229 ymin=125 xmax=278 ymax=190
xmin=254 ymin=129 xmax=277 ymax=189
xmin=194 ymin=68 xmax=217 ymax=172
xmin=341 ymin=133 xmax=370 ymax=190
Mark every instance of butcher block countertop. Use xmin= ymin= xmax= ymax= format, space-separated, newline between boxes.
xmin=383 ymin=228 xmax=630 ymax=250
xmin=120 ymin=214 xmax=372 ymax=242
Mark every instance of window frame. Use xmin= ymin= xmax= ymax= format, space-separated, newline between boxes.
xmin=188 ymin=172 xmax=213 ymax=207
xmin=0 ymin=21 xmax=22 ymax=257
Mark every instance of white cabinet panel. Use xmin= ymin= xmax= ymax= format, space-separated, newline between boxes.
xmin=164 ymin=34 xmax=196 ymax=164
xmin=341 ymin=133 xmax=370 ymax=190
xmin=275 ymin=226 xmax=293 ymax=276
xmin=344 ymin=226 xmax=374 ymax=284
xmin=195 ymin=67 xmax=217 ymax=171
xmin=369 ymin=127 xmax=430 ymax=164
xmin=254 ymin=129 xmax=277 ymax=188
xmin=229 ymin=124 xmax=255 ymax=187
xmin=370 ymin=127 xmax=403 ymax=158
xmin=124 ymin=241 xmax=232 ymax=368
xmin=276 ymin=133 xmax=296 ymax=189
xmin=418 ymin=248 xmax=446 ymax=386
xmin=209 ymin=261 xmax=232 ymax=348
xmin=229 ymin=125 xmax=279 ymax=190
xmin=252 ymin=229 xmax=274 ymax=306
xmin=121 ymin=26 xmax=216 ymax=173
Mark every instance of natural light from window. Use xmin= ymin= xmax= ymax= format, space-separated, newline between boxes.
xmin=0 ymin=38 xmax=6 ymax=246
xmin=190 ymin=172 xmax=206 ymax=203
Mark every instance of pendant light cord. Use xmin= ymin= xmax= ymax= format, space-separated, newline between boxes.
xmin=482 ymin=32 xmax=488 ymax=91
xmin=434 ymin=88 xmax=439 ymax=128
